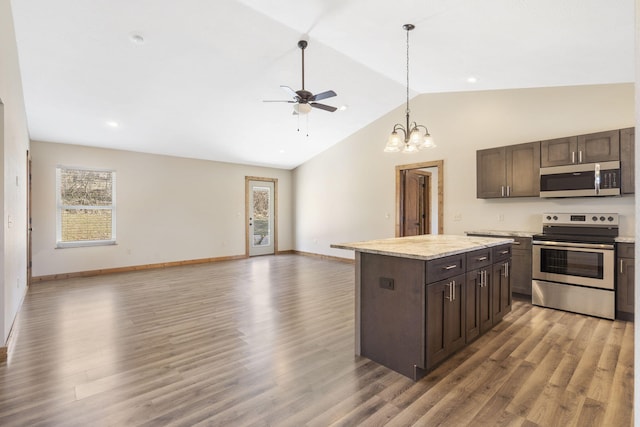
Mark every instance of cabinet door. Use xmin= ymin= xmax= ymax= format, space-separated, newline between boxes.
xmin=479 ymin=268 xmax=493 ymax=334
xmin=621 ymin=127 xmax=635 ymax=194
xmin=506 ymin=142 xmax=540 ymax=197
xmin=511 ymin=238 xmax=532 ymax=296
xmin=426 ymin=275 xmax=465 ymax=370
xmin=477 ymin=147 xmax=506 ymax=198
xmin=492 ymin=260 xmax=512 ymax=324
xmin=616 ymin=257 xmax=634 ymax=316
xmin=465 ymin=270 xmax=482 ymax=342
xmin=426 ymin=280 xmax=449 ymax=369
xmin=578 ymin=130 xmax=620 ymax=163
xmin=541 ymin=136 xmax=578 ymax=167
xmin=447 ymin=278 xmax=465 ymax=355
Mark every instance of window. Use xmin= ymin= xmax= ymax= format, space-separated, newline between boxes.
xmin=56 ymin=167 xmax=116 ymax=247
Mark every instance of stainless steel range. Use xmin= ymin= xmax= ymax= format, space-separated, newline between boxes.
xmin=532 ymin=213 xmax=618 ymax=319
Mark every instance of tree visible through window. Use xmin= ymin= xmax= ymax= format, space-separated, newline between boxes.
xmin=56 ymin=167 xmax=116 ymax=247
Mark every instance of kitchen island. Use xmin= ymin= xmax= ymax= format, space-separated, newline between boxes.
xmin=332 ymin=234 xmax=513 ymax=380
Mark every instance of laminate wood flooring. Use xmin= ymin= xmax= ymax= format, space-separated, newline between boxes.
xmin=0 ymin=255 xmax=633 ymax=426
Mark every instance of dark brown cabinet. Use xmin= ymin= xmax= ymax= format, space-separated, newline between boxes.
xmin=426 ymin=274 xmax=465 ymax=370
xmin=477 ymin=142 xmax=540 ymax=198
xmin=541 ymin=130 xmax=620 ymax=167
xmin=621 ymin=127 xmax=635 ymax=194
xmin=510 ymin=237 xmax=532 ymax=296
xmin=492 ymin=259 xmax=512 ymax=324
xmin=616 ymin=243 xmax=634 ymax=321
xmin=358 ymin=244 xmax=512 ymax=379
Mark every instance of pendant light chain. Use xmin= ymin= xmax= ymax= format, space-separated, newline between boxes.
xmin=406 ymin=28 xmax=410 ymax=116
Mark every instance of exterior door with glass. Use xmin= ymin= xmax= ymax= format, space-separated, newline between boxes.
xmin=248 ymin=180 xmax=275 ymax=256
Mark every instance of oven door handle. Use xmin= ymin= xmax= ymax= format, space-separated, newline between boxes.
xmin=532 ymin=240 xmax=614 ymax=250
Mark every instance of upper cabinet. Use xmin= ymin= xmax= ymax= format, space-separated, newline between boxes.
xmin=477 ymin=142 xmax=540 ymax=199
xmin=540 ymin=130 xmax=620 ymax=167
xmin=621 ymin=127 xmax=635 ymax=194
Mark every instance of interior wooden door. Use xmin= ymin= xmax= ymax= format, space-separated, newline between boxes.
xmin=401 ymin=170 xmax=431 ymax=236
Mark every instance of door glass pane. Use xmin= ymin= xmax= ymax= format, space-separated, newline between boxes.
xmin=252 ymin=186 xmax=270 ymax=247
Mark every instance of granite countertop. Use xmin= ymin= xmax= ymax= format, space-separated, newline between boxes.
xmin=331 ymin=234 xmax=514 ymax=261
xmin=616 ymin=237 xmax=635 ymax=243
xmin=465 ymin=230 xmax=537 ymax=238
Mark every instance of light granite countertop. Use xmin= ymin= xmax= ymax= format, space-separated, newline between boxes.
xmin=331 ymin=234 xmax=513 ymax=261
xmin=466 ymin=230 xmax=537 ymax=238
xmin=616 ymin=237 xmax=635 ymax=243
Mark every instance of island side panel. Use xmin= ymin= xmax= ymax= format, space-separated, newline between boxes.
xmin=355 ymin=251 xmax=361 ymax=355
xmin=360 ymin=253 xmax=425 ymax=379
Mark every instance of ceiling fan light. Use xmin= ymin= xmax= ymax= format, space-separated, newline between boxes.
xmin=294 ymin=103 xmax=312 ymax=115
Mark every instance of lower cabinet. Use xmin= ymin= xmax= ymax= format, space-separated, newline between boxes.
xmin=492 ymin=259 xmax=512 ymax=323
xmin=426 ymin=274 xmax=465 ymax=370
xmin=616 ymin=243 xmax=635 ymax=321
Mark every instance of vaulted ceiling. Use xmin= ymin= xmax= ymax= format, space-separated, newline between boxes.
xmin=10 ymin=0 xmax=634 ymax=169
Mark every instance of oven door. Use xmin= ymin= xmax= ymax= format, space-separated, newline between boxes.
xmin=532 ymin=241 xmax=614 ymax=289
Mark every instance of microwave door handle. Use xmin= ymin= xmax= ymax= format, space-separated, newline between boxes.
xmin=594 ymin=163 xmax=600 ymax=195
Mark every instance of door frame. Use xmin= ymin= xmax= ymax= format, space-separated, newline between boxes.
xmin=396 ymin=160 xmax=444 ymax=237
xmin=245 ymin=176 xmax=278 ymax=256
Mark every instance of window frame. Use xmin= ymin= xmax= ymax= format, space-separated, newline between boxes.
xmin=56 ymin=166 xmax=117 ymax=248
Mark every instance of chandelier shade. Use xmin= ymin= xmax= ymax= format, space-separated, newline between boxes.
xmin=384 ymin=24 xmax=435 ymax=153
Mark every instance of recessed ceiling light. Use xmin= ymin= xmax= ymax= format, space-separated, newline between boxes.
xmin=467 ymin=76 xmax=478 ymax=84
xmin=130 ymin=33 xmax=145 ymax=45
xmin=106 ymin=121 xmax=119 ymax=128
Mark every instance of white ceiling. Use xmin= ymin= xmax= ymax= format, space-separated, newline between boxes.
xmin=10 ymin=0 xmax=635 ymax=169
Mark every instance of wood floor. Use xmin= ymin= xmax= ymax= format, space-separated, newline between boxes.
xmin=0 ymin=255 xmax=633 ymax=426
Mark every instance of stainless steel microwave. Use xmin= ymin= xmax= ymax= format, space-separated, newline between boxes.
xmin=539 ymin=161 xmax=621 ymax=197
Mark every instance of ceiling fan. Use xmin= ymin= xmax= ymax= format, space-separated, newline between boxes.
xmin=264 ymin=40 xmax=337 ymax=114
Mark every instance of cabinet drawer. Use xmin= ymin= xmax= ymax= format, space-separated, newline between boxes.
xmin=617 ymin=243 xmax=635 ymax=259
xmin=492 ymin=244 xmax=512 ymax=262
xmin=466 ymin=248 xmax=492 ymax=270
xmin=511 ymin=237 xmax=531 ymax=251
xmin=427 ymin=254 xmax=466 ymax=283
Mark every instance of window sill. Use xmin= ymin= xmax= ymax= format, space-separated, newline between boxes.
xmin=56 ymin=240 xmax=117 ymax=249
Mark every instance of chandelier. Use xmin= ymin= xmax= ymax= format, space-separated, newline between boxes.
xmin=384 ymin=24 xmax=435 ymax=153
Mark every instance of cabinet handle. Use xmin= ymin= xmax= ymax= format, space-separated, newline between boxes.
xmin=452 ymin=280 xmax=456 ymax=301
xmin=620 ymin=259 xmax=625 ymax=274
xmin=482 ymin=270 xmax=487 ymax=287
xmin=499 ymin=250 xmax=509 ymax=255
xmin=504 ymin=262 xmax=509 ymax=278
xmin=446 ymin=282 xmax=452 ymax=301
xmin=443 ymin=264 xmax=458 ymax=270
xmin=506 ymin=186 xmax=510 ymax=197
xmin=512 ymin=241 xmax=521 ymax=245
xmin=475 ymin=256 xmax=488 ymax=261
xmin=572 ymin=151 xmax=576 ymax=164
xmin=579 ymin=150 xmax=583 ymax=163
xmin=501 ymin=186 xmax=505 ymax=197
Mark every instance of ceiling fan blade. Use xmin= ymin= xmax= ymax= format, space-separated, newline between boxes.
xmin=263 ymin=100 xmax=296 ymax=103
xmin=310 ymin=102 xmax=337 ymax=112
xmin=311 ymin=90 xmax=337 ymax=101
xmin=280 ymin=85 xmax=299 ymax=99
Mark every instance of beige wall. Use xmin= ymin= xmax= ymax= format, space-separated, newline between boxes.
xmin=294 ymin=84 xmax=635 ymax=259
xmin=31 ymin=141 xmax=293 ymax=277
xmin=0 ymin=0 xmax=30 ymax=343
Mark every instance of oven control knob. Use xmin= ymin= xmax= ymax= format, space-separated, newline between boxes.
xmin=592 ymin=216 xmax=598 ymax=222
xmin=599 ymin=216 xmax=606 ymax=222
xmin=608 ymin=216 xmax=614 ymax=222
xmin=553 ymin=215 xmax=558 ymax=220
xmin=546 ymin=215 xmax=552 ymax=220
